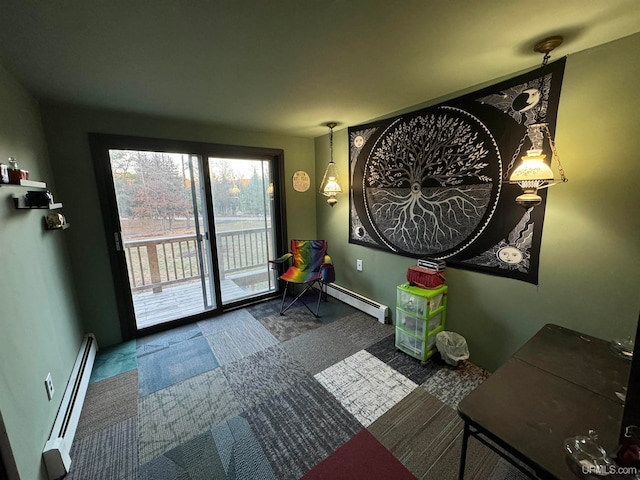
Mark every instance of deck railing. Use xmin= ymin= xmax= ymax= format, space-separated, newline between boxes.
xmin=124 ymin=227 xmax=273 ymax=293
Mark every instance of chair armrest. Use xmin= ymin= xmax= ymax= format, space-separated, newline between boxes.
xmin=320 ymin=262 xmax=335 ymax=283
xmin=269 ymin=252 xmax=293 ymax=265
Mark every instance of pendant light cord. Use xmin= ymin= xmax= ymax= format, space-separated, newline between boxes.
xmin=329 ymin=125 xmax=334 ymax=164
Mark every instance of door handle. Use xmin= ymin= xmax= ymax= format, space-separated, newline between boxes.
xmin=114 ymin=232 xmax=123 ymax=251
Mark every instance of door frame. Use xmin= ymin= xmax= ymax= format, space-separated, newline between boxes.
xmin=89 ymin=133 xmax=287 ymax=340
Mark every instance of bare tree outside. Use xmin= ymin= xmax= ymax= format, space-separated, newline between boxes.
xmin=111 ymin=150 xmax=193 ymax=236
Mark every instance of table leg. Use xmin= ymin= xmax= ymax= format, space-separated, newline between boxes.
xmin=459 ymin=421 xmax=470 ymax=480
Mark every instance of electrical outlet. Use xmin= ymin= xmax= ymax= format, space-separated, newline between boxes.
xmin=45 ymin=373 xmax=54 ymax=401
xmin=356 ymin=259 xmax=363 ymax=271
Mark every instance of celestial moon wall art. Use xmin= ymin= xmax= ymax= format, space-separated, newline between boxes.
xmin=349 ymin=58 xmax=566 ymax=284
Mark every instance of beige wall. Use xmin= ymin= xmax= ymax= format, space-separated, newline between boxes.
xmin=0 ymin=64 xmax=84 ymax=480
xmin=39 ymin=105 xmax=317 ymax=347
xmin=316 ymin=33 xmax=640 ymax=371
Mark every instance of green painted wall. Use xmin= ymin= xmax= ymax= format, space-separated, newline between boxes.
xmin=39 ymin=105 xmax=317 ymax=347
xmin=2 ymin=22 xmax=637 ymax=480
xmin=317 ymin=33 xmax=640 ymax=372
xmin=0 ymin=64 xmax=84 ymax=480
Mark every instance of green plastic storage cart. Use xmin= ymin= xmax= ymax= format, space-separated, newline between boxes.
xmin=395 ymin=282 xmax=448 ymax=364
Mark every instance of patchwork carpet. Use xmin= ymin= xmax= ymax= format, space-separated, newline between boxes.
xmin=69 ymin=296 xmax=528 ymax=480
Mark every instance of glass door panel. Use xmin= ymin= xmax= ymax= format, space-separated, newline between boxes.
xmin=109 ymin=149 xmax=216 ymax=328
xmin=208 ymin=157 xmax=278 ymax=304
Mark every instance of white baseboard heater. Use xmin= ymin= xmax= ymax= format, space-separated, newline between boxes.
xmin=43 ymin=333 xmax=98 ymax=480
xmin=326 ymin=283 xmax=388 ymax=324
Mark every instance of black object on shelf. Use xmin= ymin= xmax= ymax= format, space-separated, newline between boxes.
xmin=12 ymin=196 xmax=62 ymax=210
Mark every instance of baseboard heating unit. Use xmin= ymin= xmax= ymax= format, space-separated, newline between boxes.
xmin=43 ymin=333 xmax=98 ymax=480
xmin=326 ymin=283 xmax=388 ymax=324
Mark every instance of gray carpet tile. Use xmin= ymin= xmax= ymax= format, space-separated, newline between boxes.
xmin=322 ymin=311 xmax=395 ymax=350
xmin=76 ymin=369 xmax=138 ymax=439
xmin=139 ymin=455 xmax=184 ymax=480
xmin=368 ymin=388 xmax=500 ymax=480
xmin=366 ymin=333 xmax=443 ymax=385
xmin=246 ymin=297 xmax=283 ymax=319
xmin=312 ymin=295 xmax=361 ymax=321
xmin=243 ymin=376 xmax=362 ymax=480
xmin=489 ymin=458 xmax=531 ymax=480
xmin=137 ymin=335 xmax=219 ymax=396
xmin=139 ymin=431 xmax=226 ymax=480
xmin=283 ymin=311 xmax=394 ymax=376
xmin=138 ymin=368 xmax=242 ymax=465
xmin=421 ymin=419 xmax=503 ymax=480
xmin=282 ymin=320 xmax=370 ymax=375
xmin=205 ymin=325 xmax=279 ymax=367
xmin=221 ymin=344 xmax=310 ymax=410
xmin=136 ymin=323 xmax=203 ymax=357
xmin=421 ymin=360 xmax=490 ymax=409
xmin=197 ymin=308 xmax=259 ymax=336
xmin=257 ymin=307 xmax=325 ymax=342
xmin=212 ymin=415 xmax=277 ymax=480
xmin=315 ymin=350 xmax=418 ymax=427
xmin=66 ymin=416 xmax=138 ymax=480
xmin=199 ymin=310 xmax=279 ymax=366
xmin=248 ymin=295 xmax=359 ymax=324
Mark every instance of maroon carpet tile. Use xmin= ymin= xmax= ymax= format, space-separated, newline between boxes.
xmin=301 ymin=429 xmax=417 ymax=480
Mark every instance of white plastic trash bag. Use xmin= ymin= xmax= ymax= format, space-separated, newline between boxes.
xmin=436 ymin=331 xmax=469 ymax=366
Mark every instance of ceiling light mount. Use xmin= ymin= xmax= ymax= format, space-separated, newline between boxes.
xmin=534 ymin=36 xmax=563 ymax=55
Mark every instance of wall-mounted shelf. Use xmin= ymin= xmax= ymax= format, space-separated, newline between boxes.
xmin=0 ymin=179 xmax=47 ymax=188
xmin=4 ymin=179 xmax=70 ymax=231
xmin=13 ymin=196 xmax=62 ymax=210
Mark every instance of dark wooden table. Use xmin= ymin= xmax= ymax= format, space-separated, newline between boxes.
xmin=457 ymin=324 xmax=631 ymax=479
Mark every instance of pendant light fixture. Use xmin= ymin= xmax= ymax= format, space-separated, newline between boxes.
xmin=319 ymin=122 xmax=342 ymax=207
xmin=507 ymin=36 xmax=568 ymax=208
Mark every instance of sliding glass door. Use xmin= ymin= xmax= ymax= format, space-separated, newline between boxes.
xmin=209 ymin=156 xmax=277 ymax=304
xmin=90 ymin=134 xmax=286 ymax=337
xmin=109 ymin=150 xmax=215 ymax=329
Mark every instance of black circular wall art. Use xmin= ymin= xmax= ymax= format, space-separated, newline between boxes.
xmin=353 ymin=106 xmax=502 ymax=258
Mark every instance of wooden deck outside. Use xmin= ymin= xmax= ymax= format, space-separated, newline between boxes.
xmin=133 ymin=278 xmax=269 ymax=329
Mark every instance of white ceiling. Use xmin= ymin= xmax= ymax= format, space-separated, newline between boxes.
xmin=1 ymin=0 xmax=639 ymax=137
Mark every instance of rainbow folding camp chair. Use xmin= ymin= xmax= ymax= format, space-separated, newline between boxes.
xmin=269 ymin=240 xmax=335 ymax=318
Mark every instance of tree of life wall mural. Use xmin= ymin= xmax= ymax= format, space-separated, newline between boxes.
xmin=349 ymin=58 xmax=566 ymax=284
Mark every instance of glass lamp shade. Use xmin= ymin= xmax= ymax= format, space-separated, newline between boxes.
xmin=509 ymin=149 xmax=554 ymax=183
xmin=323 ymin=178 xmax=341 ymax=195
xmin=509 ymin=149 xmax=556 ymax=208
xmin=320 ymin=161 xmax=342 ymax=196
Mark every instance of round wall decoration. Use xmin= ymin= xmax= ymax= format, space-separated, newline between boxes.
xmin=292 ymin=170 xmax=310 ymax=192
